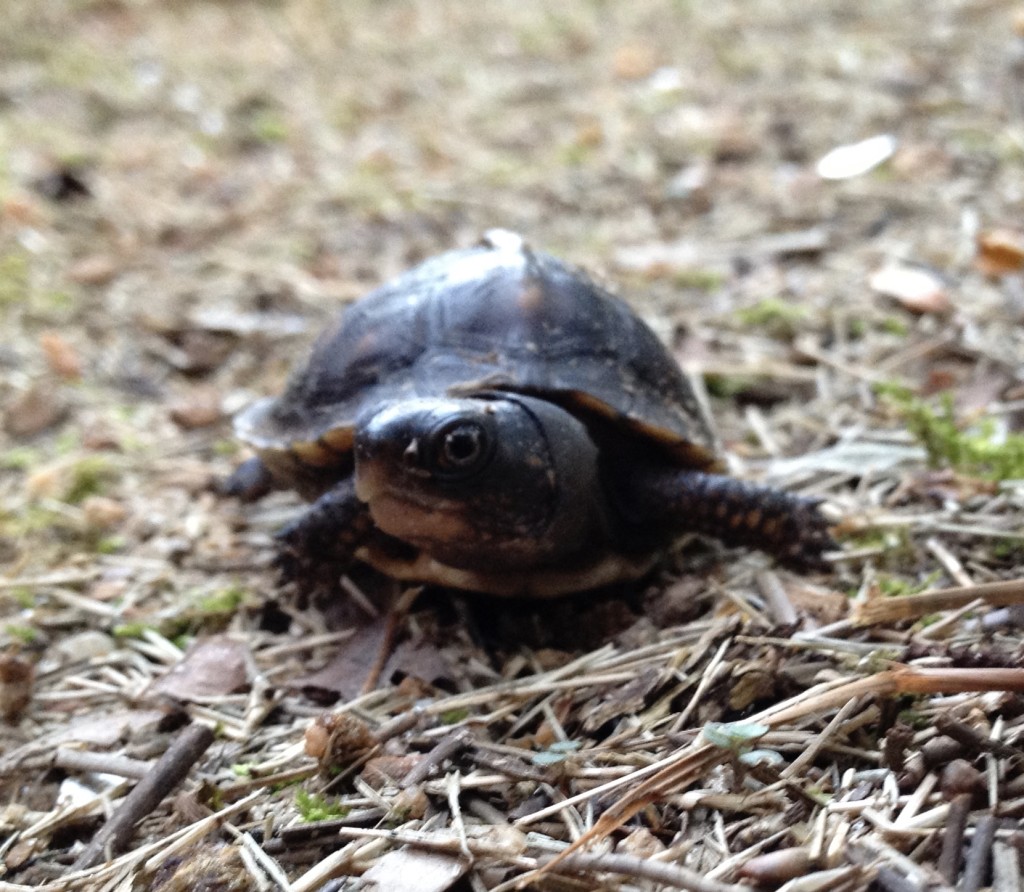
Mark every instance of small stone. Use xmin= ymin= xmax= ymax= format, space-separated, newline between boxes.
xmin=40 ymin=331 xmax=82 ymax=379
xmin=82 ymin=495 xmax=127 ymax=530
xmin=67 ymin=254 xmax=118 ymax=286
xmin=170 ymin=388 xmax=224 ymax=429
xmin=4 ymin=384 xmax=67 ymax=437
xmin=612 ymin=43 xmax=658 ymax=80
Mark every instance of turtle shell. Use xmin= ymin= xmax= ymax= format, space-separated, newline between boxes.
xmin=236 ymin=232 xmax=719 ymax=492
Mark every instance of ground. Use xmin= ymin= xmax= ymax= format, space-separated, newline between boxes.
xmin=2 ymin=1 xmax=1024 ymax=890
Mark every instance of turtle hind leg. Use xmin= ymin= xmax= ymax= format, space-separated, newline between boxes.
xmin=625 ymin=469 xmax=837 ymax=572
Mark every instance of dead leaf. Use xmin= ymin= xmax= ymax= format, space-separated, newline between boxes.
xmin=40 ymin=331 xmax=82 ymax=379
xmin=612 ymin=43 xmax=657 ymax=80
xmin=386 ymin=637 xmax=453 ymax=687
xmin=82 ymin=495 xmax=127 ymax=531
xmin=361 ymin=848 xmax=469 ymax=892
xmin=816 ymin=134 xmax=897 ymax=180
xmin=67 ymin=254 xmax=118 ymax=286
xmin=0 ymin=655 xmax=34 ymax=723
xmin=975 ymin=228 xmax=1024 ymax=277
xmin=582 ymin=667 xmax=662 ymax=733
xmin=869 ymin=265 xmax=952 ymax=314
xmin=146 ymin=635 xmax=250 ymax=701
xmin=4 ymin=383 xmax=68 ymax=437
xmin=169 ymin=387 xmax=224 ymax=429
xmin=54 ymin=709 xmax=168 ymax=747
xmin=290 ymin=616 xmax=390 ymax=700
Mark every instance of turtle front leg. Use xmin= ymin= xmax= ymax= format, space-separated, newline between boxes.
xmin=274 ymin=477 xmax=375 ymax=587
xmin=222 ymin=456 xmax=276 ymax=502
xmin=622 ymin=468 xmax=836 ymax=571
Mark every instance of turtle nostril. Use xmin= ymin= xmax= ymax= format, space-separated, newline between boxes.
xmin=402 ymin=438 xmax=420 ymax=468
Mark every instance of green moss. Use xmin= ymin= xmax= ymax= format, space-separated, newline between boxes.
xmin=875 ymin=570 xmax=941 ymax=597
xmin=295 ymin=789 xmax=349 ymax=822
xmin=879 ymin=385 xmax=1024 ymax=481
xmin=673 ymin=268 xmax=725 ymax=290
xmin=62 ymin=456 xmax=116 ymax=504
xmin=5 ymin=624 xmax=38 ymax=643
xmin=440 ymin=707 xmax=470 ymax=725
xmin=735 ymin=297 xmax=807 ymax=339
xmin=1 ymin=504 xmax=68 ymax=538
xmin=704 ymin=373 xmax=756 ymax=399
xmin=0 ymin=447 xmax=40 ymax=471
xmin=213 ymin=439 xmax=240 ymax=457
xmin=112 ymin=623 xmax=152 ymax=640
xmin=195 ymin=585 xmax=247 ymax=616
xmin=0 ymin=251 xmax=31 ymax=307
xmin=879 ymin=316 xmax=909 ymax=337
xmin=992 ymin=539 xmax=1024 ymax=562
xmin=93 ymin=535 xmax=124 ymax=555
xmin=9 ymin=587 xmax=35 ymax=609
xmin=846 ymin=318 xmax=867 ymax=340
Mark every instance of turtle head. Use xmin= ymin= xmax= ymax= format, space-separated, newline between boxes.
xmin=353 ymin=394 xmax=605 ymax=571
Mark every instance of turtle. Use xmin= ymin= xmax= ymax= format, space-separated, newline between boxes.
xmin=226 ymin=230 xmax=835 ymax=598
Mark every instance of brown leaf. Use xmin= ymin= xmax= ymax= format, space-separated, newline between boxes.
xmin=40 ymin=331 xmax=82 ymax=379
xmin=975 ymin=228 xmax=1024 ymax=277
xmin=3 ymin=383 xmax=68 ymax=437
xmin=147 ymin=635 xmax=250 ymax=702
xmin=386 ymin=637 xmax=453 ymax=687
xmin=82 ymin=495 xmax=127 ymax=531
xmin=169 ymin=387 xmax=224 ymax=430
xmin=612 ymin=43 xmax=657 ymax=80
xmin=290 ymin=616 xmax=390 ymax=700
xmin=67 ymin=254 xmax=118 ymax=286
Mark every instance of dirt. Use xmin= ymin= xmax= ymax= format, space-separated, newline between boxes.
xmin=2 ymin=1 xmax=1024 ymax=890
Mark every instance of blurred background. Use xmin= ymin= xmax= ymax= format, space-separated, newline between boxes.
xmin=1 ymin=0 xmax=1023 ymax=610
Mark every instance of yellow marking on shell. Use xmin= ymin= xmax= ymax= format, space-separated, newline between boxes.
xmin=569 ymin=390 xmax=617 ymax=418
xmin=289 ymin=439 xmax=339 ymax=468
xmin=746 ymin=509 xmax=763 ymax=529
xmin=321 ymin=427 xmax=354 ymax=452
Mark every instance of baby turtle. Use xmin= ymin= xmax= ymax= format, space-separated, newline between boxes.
xmin=227 ymin=231 xmax=834 ymax=597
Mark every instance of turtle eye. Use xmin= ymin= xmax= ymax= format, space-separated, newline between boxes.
xmin=432 ymin=420 xmax=491 ymax=475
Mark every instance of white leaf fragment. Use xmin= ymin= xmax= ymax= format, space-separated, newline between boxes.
xmin=816 ymin=134 xmax=897 ymax=180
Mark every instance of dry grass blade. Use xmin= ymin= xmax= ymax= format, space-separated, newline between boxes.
xmin=526 ymin=665 xmax=1024 ymax=878
xmin=852 ymin=578 xmax=1024 ymax=625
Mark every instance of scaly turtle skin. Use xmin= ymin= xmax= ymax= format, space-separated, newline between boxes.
xmin=227 ymin=231 xmax=834 ymax=597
